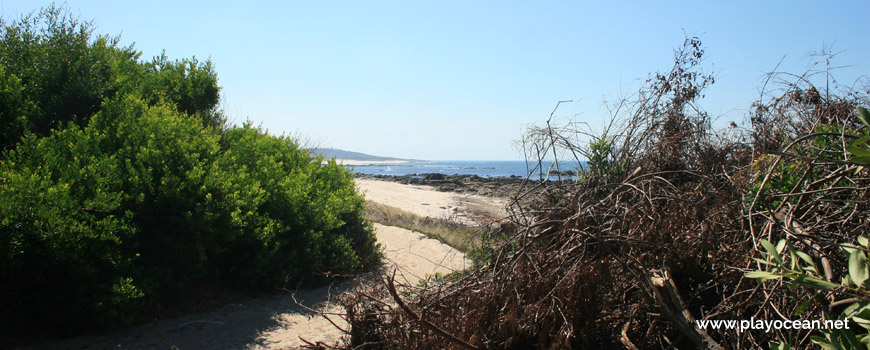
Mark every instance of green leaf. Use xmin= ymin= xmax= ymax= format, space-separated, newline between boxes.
xmin=794 ymin=297 xmax=813 ymax=316
xmin=753 ymin=257 xmax=778 ymax=266
xmin=852 ymin=306 xmax=870 ymax=321
xmin=762 ymin=239 xmax=783 ymax=264
xmin=795 ymin=250 xmax=816 ymax=268
xmin=849 ymin=249 xmax=869 ymax=288
xmin=832 ymin=328 xmax=862 ymax=349
xmin=858 ymin=107 xmax=870 ymax=128
xmin=746 ymin=271 xmax=783 ymax=281
xmin=771 ymin=343 xmax=791 ymax=350
xmin=853 ymin=137 xmax=870 ymax=148
xmin=776 ymin=239 xmax=787 ymax=254
xmin=794 ymin=275 xmax=840 ymax=290
xmin=811 ymin=335 xmax=841 ymax=350
xmin=853 ymin=318 xmax=870 ymax=331
xmin=848 ymin=144 xmax=870 ymax=157
xmin=786 ymin=240 xmax=803 ymax=271
xmin=859 ymin=236 xmax=869 ymax=248
xmin=842 ymin=301 xmax=870 ymax=318
xmin=851 ymin=156 xmax=870 ymax=164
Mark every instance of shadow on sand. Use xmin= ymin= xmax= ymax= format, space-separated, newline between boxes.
xmin=27 ymin=280 xmax=359 ymax=350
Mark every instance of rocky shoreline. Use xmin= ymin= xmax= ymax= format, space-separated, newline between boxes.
xmin=354 ymin=173 xmax=536 ymax=198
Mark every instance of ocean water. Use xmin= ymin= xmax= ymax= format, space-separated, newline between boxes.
xmin=345 ymin=160 xmax=584 ymax=178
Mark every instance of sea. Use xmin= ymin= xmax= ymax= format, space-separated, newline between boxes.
xmin=344 ymin=160 xmax=584 ymax=178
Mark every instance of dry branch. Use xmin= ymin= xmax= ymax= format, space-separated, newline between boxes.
xmin=384 ymin=270 xmax=479 ymax=350
xmin=327 ymin=39 xmax=870 ymax=350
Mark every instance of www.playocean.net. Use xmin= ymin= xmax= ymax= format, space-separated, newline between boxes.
xmin=696 ymin=318 xmax=851 ymax=333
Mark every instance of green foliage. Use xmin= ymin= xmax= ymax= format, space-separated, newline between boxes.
xmin=745 ymin=103 xmax=870 ymax=349
xmin=0 ymin=96 xmax=229 ymax=333
xmin=137 ymin=53 xmax=224 ymax=129
xmin=0 ymin=5 xmax=379 ymax=340
xmin=579 ymin=130 xmax=626 ymax=188
xmin=0 ymin=67 xmax=34 ymax=149
xmin=0 ymin=5 xmax=137 ymax=146
xmin=417 ymin=272 xmax=444 ymax=289
xmin=747 ymin=123 xmax=858 ymax=212
xmin=585 ymin=132 xmax=616 ymax=175
xmin=0 ymin=4 xmax=222 ymax=152
xmin=0 ymin=96 xmax=379 ymax=338
xmin=217 ymin=125 xmax=379 ymax=285
xmin=748 ymin=238 xmax=870 ymax=349
xmin=848 ymin=107 xmax=870 ymax=164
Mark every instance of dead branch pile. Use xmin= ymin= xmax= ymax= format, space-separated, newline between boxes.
xmin=318 ymin=39 xmax=869 ymax=349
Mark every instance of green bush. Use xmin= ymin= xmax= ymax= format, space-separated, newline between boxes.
xmin=0 ymin=6 xmax=137 ymax=147
xmin=217 ymin=124 xmax=379 ymax=286
xmin=137 ymin=53 xmax=224 ymax=129
xmin=0 ymin=4 xmax=222 ymax=151
xmin=0 ymin=5 xmax=379 ymax=340
xmin=0 ymin=96 xmax=229 ymax=331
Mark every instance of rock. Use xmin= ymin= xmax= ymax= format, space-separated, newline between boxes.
xmin=424 ymin=173 xmax=446 ymax=180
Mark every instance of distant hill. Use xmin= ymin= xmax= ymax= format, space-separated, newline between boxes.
xmin=308 ymin=148 xmax=411 ymax=161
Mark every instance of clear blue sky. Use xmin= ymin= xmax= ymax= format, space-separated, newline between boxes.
xmin=2 ymin=1 xmax=868 ymax=160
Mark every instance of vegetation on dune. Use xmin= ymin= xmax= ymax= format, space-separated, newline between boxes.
xmin=322 ymin=38 xmax=870 ymax=349
xmin=0 ymin=5 xmax=379 ymax=342
xmin=363 ymin=200 xmax=484 ymax=255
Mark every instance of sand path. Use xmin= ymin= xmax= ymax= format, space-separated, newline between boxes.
xmin=31 ymin=179 xmax=500 ymax=350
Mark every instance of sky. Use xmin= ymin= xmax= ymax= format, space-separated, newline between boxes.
xmin=1 ymin=1 xmax=868 ymax=160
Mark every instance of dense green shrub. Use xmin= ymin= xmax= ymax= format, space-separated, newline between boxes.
xmin=0 ymin=6 xmax=137 ymax=148
xmin=0 ymin=5 xmax=222 ymax=151
xmin=216 ymin=124 xmax=379 ymax=287
xmin=0 ymin=5 xmax=379 ymax=340
xmin=137 ymin=54 xmax=224 ymax=129
xmin=0 ymin=96 xmax=223 ymax=333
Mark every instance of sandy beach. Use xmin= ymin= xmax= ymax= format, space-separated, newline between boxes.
xmin=32 ymin=178 xmax=505 ymax=350
xmin=356 ymin=178 xmax=509 ymax=224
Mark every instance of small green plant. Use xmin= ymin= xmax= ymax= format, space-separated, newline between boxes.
xmin=847 ymin=107 xmax=870 ymax=164
xmin=582 ymin=130 xmax=626 ymax=182
xmin=417 ymin=272 xmax=444 ymax=289
xmin=748 ymin=237 xmax=870 ymax=349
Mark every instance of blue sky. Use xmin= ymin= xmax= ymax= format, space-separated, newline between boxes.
xmin=1 ymin=1 xmax=868 ymax=160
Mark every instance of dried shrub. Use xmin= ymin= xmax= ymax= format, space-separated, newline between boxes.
xmin=321 ymin=39 xmax=869 ymax=350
